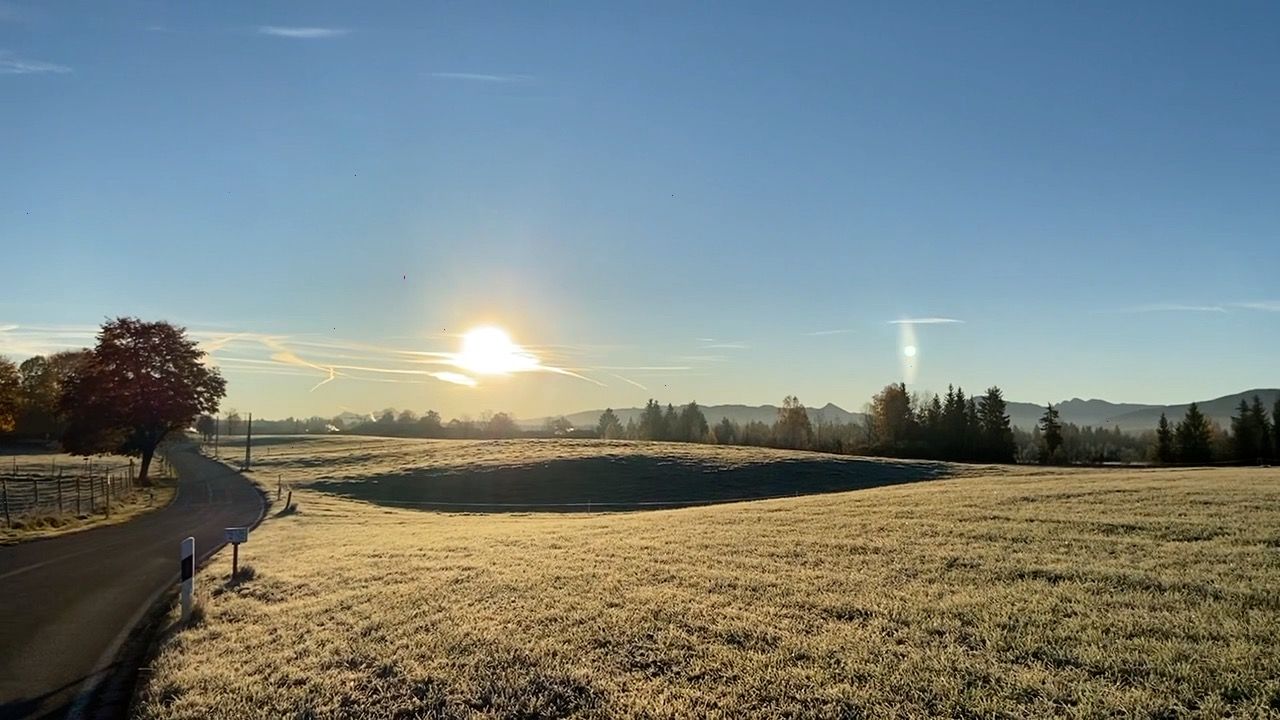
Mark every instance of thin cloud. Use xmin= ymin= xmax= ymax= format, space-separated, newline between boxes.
xmin=0 ymin=51 xmax=71 ymax=75
xmin=257 ymin=26 xmax=349 ymax=39
xmin=431 ymin=372 xmax=478 ymax=387
xmin=700 ymin=342 xmax=749 ymax=350
xmin=607 ymin=373 xmax=649 ymax=392
xmin=1119 ymin=303 xmax=1227 ymax=314
xmin=887 ymin=317 xmax=964 ymax=325
xmin=1229 ymin=301 xmax=1280 ymax=312
xmin=430 ymin=72 xmax=532 ymax=83
xmin=805 ymin=328 xmax=854 ymax=336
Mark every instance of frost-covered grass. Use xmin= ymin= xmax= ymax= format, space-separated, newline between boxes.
xmin=218 ymin=435 xmax=951 ymax=510
xmin=139 ymin=437 xmax=1280 ymax=718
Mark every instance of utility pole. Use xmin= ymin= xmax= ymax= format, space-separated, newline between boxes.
xmin=244 ymin=412 xmax=252 ymax=470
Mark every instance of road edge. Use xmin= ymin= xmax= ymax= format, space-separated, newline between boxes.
xmin=64 ymin=447 xmax=269 ymax=720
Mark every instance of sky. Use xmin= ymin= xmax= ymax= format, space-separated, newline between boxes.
xmin=2 ymin=1 xmax=1278 ymax=420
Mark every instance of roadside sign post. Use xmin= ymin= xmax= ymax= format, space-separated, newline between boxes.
xmin=225 ymin=527 xmax=249 ymax=577
xmin=180 ymin=536 xmax=195 ymax=622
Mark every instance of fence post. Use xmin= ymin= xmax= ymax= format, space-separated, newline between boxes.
xmin=2 ymin=478 xmax=9 ymax=527
xmin=32 ymin=477 xmax=39 ymax=511
xmin=104 ymin=474 xmax=111 ymax=518
xmin=57 ymin=471 xmax=64 ymax=516
xmin=89 ymin=473 xmax=96 ymax=512
xmin=76 ymin=475 xmax=82 ymax=515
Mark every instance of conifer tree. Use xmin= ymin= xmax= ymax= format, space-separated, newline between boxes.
xmin=1038 ymin=403 xmax=1063 ymax=464
xmin=1175 ymin=402 xmax=1213 ymax=464
xmin=1154 ymin=412 xmax=1174 ymax=463
xmin=977 ymin=386 xmax=1015 ymax=462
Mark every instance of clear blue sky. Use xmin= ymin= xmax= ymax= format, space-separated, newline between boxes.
xmin=2 ymin=1 xmax=1277 ymax=420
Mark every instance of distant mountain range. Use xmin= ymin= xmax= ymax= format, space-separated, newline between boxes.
xmin=529 ymin=389 xmax=1280 ymax=434
xmin=525 ymin=403 xmax=863 ymax=431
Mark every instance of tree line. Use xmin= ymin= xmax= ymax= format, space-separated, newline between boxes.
xmin=1 ymin=318 xmax=225 ymax=483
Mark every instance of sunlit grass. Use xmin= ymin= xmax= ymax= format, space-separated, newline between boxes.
xmin=140 ymin=437 xmax=1280 ymax=718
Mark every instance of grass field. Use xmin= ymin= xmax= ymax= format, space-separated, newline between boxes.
xmin=213 ymin=435 xmax=951 ymax=510
xmin=139 ymin=436 xmax=1280 ymax=718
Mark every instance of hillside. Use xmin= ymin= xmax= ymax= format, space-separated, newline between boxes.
xmin=1106 ymin=388 xmax=1280 ymax=432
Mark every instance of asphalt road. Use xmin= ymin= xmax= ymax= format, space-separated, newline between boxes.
xmin=0 ymin=444 xmax=263 ymax=720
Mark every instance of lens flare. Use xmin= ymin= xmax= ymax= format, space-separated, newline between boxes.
xmin=453 ymin=326 xmax=539 ymax=375
xmin=903 ymin=345 xmax=917 ymax=357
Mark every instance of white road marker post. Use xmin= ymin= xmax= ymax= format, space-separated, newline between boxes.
xmin=180 ymin=536 xmax=195 ymax=622
xmin=225 ymin=526 xmax=249 ymax=578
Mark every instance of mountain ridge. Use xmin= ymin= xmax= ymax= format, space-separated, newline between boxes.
xmin=525 ymin=388 xmax=1279 ymax=434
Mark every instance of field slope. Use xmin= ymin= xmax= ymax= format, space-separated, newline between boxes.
xmin=138 ymin=438 xmax=1280 ymax=718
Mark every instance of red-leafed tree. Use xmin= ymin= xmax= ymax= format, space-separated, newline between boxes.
xmin=60 ymin=318 xmax=226 ymax=485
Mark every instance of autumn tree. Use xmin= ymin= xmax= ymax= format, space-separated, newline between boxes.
xmin=60 ymin=318 xmax=226 ymax=485
xmin=0 ymin=356 xmax=18 ymax=433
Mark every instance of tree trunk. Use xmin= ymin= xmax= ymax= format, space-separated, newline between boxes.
xmin=138 ymin=447 xmax=155 ymax=487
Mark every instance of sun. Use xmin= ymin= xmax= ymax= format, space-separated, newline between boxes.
xmin=454 ymin=326 xmax=539 ymax=375
xmin=903 ymin=345 xmax=917 ymax=357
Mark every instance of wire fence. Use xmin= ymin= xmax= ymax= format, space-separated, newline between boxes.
xmin=0 ymin=454 xmax=174 ymax=527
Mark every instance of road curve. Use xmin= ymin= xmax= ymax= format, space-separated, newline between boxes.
xmin=0 ymin=444 xmax=263 ymax=720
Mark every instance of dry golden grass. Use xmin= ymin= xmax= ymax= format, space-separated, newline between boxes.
xmin=139 ymin=437 xmax=1280 ymax=718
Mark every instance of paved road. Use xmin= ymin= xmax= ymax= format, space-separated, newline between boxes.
xmin=0 ymin=445 xmax=263 ymax=720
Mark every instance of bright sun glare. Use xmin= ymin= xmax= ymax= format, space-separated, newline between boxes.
xmin=454 ymin=326 xmax=539 ymax=375
xmin=903 ymin=345 xmax=917 ymax=357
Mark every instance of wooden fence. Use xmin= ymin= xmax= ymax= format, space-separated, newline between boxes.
xmin=1 ymin=455 xmax=172 ymax=527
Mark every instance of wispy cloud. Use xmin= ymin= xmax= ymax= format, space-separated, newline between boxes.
xmin=0 ymin=51 xmax=71 ymax=75
xmin=805 ymin=328 xmax=854 ymax=336
xmin=606 ymin=373 xmax=649 ymax=392
xmin=257 ymin=26 xmax=348 ymax=39
xmin=430 ymin=72 xmax=532 ymax=83
xmin=2 ymin=324 xmax=714 ymax=392
xmin=887 ymin=317 xmax=964 ymax=325
xmin=1119 ymin=303 xmax=1227 ymax=314
xmin=699 ymin=341 xmax=749 ymax=350
xmin=1229 ymin=301 xmax=1280 ymax=313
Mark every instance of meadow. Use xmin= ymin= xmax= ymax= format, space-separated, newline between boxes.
xmin=139 ymin=436 xmax=1280 ymax=718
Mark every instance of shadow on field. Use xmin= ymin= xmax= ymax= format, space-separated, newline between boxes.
xmin=312 ymin=455 xmax=950 ymax=512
